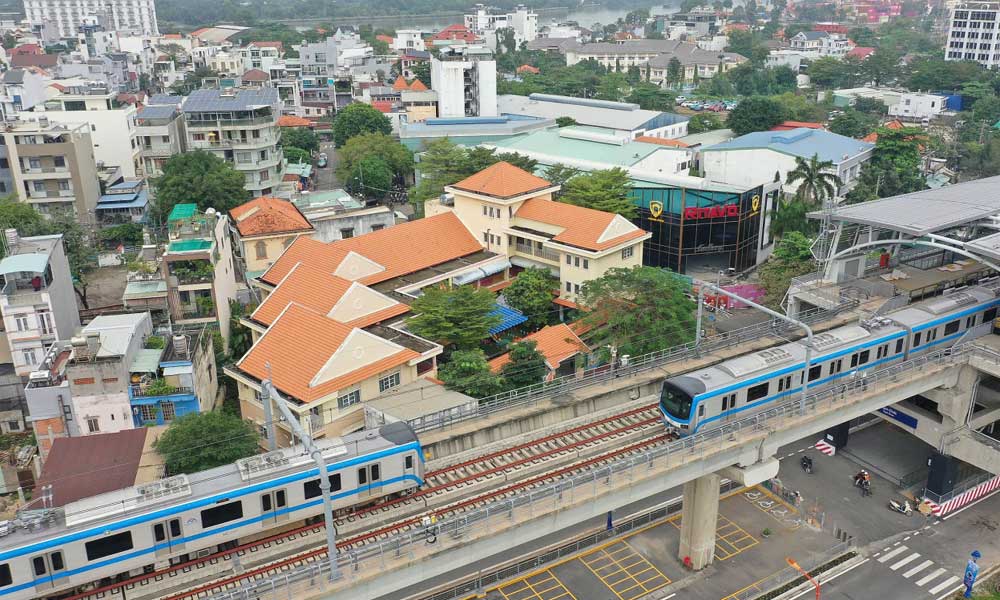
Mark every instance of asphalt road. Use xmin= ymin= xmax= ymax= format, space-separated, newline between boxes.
xmin=315 ymin=141 xmax=339 ymax=190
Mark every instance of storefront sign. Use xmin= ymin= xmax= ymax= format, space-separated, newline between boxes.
xmin=879 ymin=406 xmax=918 ymax=429
xmin=649 ymin=200 xmax=665 ymax=223
xmin=683 ymin=203 xmax=739 ymax=220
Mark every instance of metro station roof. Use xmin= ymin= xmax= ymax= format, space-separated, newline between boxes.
xmin=811 ymin=176 xmax=1000 ymax=237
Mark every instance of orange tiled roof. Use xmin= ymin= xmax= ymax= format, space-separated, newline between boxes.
xmin=261 ymin=212 xmax=482 ymax=287
xmin=862 ymin=120 xmax=907 ymax=143
xmin=489 ymin=323 xmax=588 ymax=372
xmin=409 ymin=79 xmax=428 ymax=91
xmin=517 ymin=64 xmax=540 ymax=74
xmin=277 ymin=115 xmax=312 ymax=128
xmin=392 ymin=75 xmax=410 ymax=90
xmin=242 ymin=68 xmax=269 ymax=81
xmin=451 ymin=161 xmax=555 ymax=199
xmin=376 ymin=34 xmax=394 ymax=44
xmin=230 ymin=196 xmax=313 ymax=238
xmin=237 ymin=304 xmax=419 ymax=403
xmin=771 ymin=121 xmax=824 ymax=131
xmin=515 ymin=198 xmax=648 ymax=252
xmin=635 ymin=136 xmax=689 ymax=148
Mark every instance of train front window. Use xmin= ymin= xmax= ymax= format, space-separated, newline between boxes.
xmin=660 ymin=383 xmax=692 ymax=419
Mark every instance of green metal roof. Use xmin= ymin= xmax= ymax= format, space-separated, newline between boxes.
xmin=0 ymin=253 xmax=49 ymax=275
xmin=123 ymin=280 xmax=167 ymax=298
xmin=488 ymin=129 xmax=668 ymax=168
xmin=168 ymin=203 xmax=198 ymax=222
xmin=168 ymin=239 xmax=213 ymax=252
xmin=284 ymin=162 xmax=313 ymax=177
xmin=130 ymin=348 xmax=164 ymax=373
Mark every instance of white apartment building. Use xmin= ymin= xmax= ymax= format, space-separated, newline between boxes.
xmin=788 ymin=31 xmax=852 ymax=58
xmin=393 ymin=30 xmax=426 ymax=52
xmin=465 ymin=4 xmax=538 ymax=50
xmin=946 ymin=2 xmax=1000 ymax=66
xmin=181 ymin=88 xmax=284 ymax=196
xmin=431 ymin=45 xmax=497 ymax=118
xmin=0 ymin=231 xmax=81 ymax=377
xmin=23 ymin=0 xmax=159 ymax=39
xmin=136 ymin=99 xmax=185 ymax=178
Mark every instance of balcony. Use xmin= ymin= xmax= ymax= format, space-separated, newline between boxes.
xmin=130 ymin=383 xmax=194 ymax=399
xmin=514 ymin=240 xmax=560 ymax=263
xmin=188 ymin=135 xmax=279 ymax=151
xmin=20 ymin=166 xmax=71 ymax=179
xmin=186 ymin=116 xmax=276 ymax=129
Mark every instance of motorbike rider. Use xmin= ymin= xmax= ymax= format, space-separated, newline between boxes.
xmin=854 ymin=470 xmax=871 ymax=486
xmin=801 ymin=455 xmax=813 ymax=471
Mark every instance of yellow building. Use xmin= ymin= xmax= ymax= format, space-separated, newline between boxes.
xmin=229 ymin=196 xmax=315 ymax=280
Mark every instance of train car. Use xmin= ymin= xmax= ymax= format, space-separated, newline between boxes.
xmin=660 ymin=282 xmax=1000 ymax=436
xmin=0 ymin=422 xmax=423 ymax=600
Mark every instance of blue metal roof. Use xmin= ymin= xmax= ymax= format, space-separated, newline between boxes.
xmin=489 ymin=305 xmax=528 ymax=335
xmin=137 ymin=104 xmax=178 ymax=120
xmin=96 ymin=190 xmax=149 ymax=210
xmin=703 ymin=128 xmax=874 ymax=163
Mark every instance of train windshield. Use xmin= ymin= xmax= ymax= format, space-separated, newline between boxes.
xmin=660 ymin=382 xmax=693 ymax=420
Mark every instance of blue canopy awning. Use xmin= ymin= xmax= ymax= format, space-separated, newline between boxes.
xmin=489 ymin=304 xmax=527 ymax=335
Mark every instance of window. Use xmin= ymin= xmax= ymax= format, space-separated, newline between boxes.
xmin=140 ymin=404 xmax=157 ymax=422
xmin=371 ymin=224 xmax=384 ymax=232
xmin=54 ymin=156 xmax=65 ymax=168
xmin=340 ymin=228 xmax=354 ymax=239
xmin=6 ymin=421 xmax=20 ymax=431
xmin=808 ymin=365 xmax=822 ymax=381
xmin=304 ymin=474 xmax=342 ymax=498
xmin=945 ymin=320 xmax=961 ymax=336
xmin=21 ymin=348 xmax=36 ymax=366
xmin=161 ymin=402 xmax=176 ymax=422
xmin=747 ymin=382 xmax=769 ymax=402
xmin=850 ymin=353 xmax=859 ymax=368
xmin=254 ymin=240 xmax=267 ymax=259
xmin=358 ymin=467 xmax=368 ymax=485
xmin=913 ymin=332 xmax=922 ymax=347
xmin=566 ymin=254 xmax=572 ymax=265
xmin=58 ymin=180 xmax=69 ymax=191
xmin=86 ymin=417 xmax=99 ymax=433
xmin=565 ymin=281 xmax=572 ymax=292
xmin=405 ymin=455 xmax=414 ymax=469
xmin=14 ymin=315 xmax=29 ymax=331
xmin=858 ymin=350 xmax=870 ymax=365
xmin=984 ymin=308 xmax=998 ymax=322
xmin=574 ymin=284 xmax=580 ymax=294
xmin=895 ymin=339 xmax=904 ymax=354
xmin=33 ymin=181 xmax=45 ymax=192
xmin=0 ymin=563 xmax=11 ymax=587
xmin=262 ymin=493 xmax=272 ymax=512
xmin=379 ymin=372 xmax=400 ymax=392
xmin=337 ymin=389 xmax=360 ymax=409
xmin=574 ymin=256 xmax=580 ymax=267
xmin=371 ymin=463 xmax=380 ymax=481
xmin=967 ymin=316 xmax=976 ymax=328
xmin=583 ymin=259 xmax=589 ymax=269
xmin=28 ymin=157 xmax=40 ymax=169
xmin=201 ymin=500 xmax=244 ymax=528
xmin=85 ymin=531 xmax=134 ymax=561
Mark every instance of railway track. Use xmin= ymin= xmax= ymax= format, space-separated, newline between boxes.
xmin=66 ymin=403 xmax=664 ymax=600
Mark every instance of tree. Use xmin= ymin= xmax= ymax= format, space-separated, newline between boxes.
xmin=543 ymin=163 xmax=580 ymax=192
xmin=438 ymin=349 xmax=504 ymax=397
xmin=596 ymin=72 xmax=628 ymax=101
xmin=412 ymin=61 xmax=431 ymax=87
xmin=281 ymin=127 xmax=319 ymax=153
xmin=757 ymin=232 xmax=816 ymax=309
xmin=333 ymin=103 xmax=392 ymax=147
xmin=861 ymin=49 xmax=900 ymax=87
xmin=848 ymin=26 xmax=878 ymax=47
xmin=410 ymin=138 xmax=470 ymax=207
xmin=503 ymin=267 xmax=557 ymax=329
xmin=407 ymin=285 xmax=502 ymax=350
xmin=346 ymin=155 xmax=393 ymax=199
xmin=806 ymin=56 xmax=860 ymax=89
xmin=853 ymin=96 xmax=888 ymax=115
xmin=560 ymin=168 xmax=635 ymax=218
xmin=154 ymin=412 xmax=258 ymax=475
xmin=626 ymin=83 xmax=675 ymax=111
xmin=785 ymin=154 xmax=841 ymax=204
xmin=501 ymin=340 xmax=548 ymax=389
xmin=283 ymin=146 xmax=312 ymax=164
xmin=727 ymin=96 xmax=787 ymax=135
xmin=666 ymin=57 xmax=683 ymax=88
xmin=152 ymin=150 xmax=249 ymax=225
xmin=578 ymin=266 xmax=696 ymax=356
xmin=828 ymin=110 xmax=878 ymax=139
xmin=973 ymin=95 xmax=1000 ymax=125
xmin=556 ymin=116 xmax=578 ymax=127
xmin=846 ymin=126 xmax=926 ymax=201
xmin=0 ymin=197 xmax=47 ymax=256
xmin=772 ymin=92 xmax=826 ymax=122
xmin=687 ymin=113 xmax=724 ymax=134
xmin=337 ymin=132 xmax=414 ymax=184
xmin=770 ymin=199 xmax=816 ymax=238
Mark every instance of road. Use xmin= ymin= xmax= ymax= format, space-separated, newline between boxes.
xmin=315 ymin=141 xmax=339 ymax=191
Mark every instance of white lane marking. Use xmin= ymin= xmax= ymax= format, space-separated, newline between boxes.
xmin=878 ymin=546 xmax=909 ymax=563
xmin=903 ymin=536 xmax=911 ymax=541
xmin=902 ymin=560 xmax=934 ymax=579
xmin=890 ymin=553 xmax=921 ymax=571
xmin=786 ymin=559 xmax=870 ymax=599
xmin=916 ymin=567 xmax=948 ymax=587
xmin=663 ymin=595 xmax=676 ymax=599
xmin=927 ymin=575 xmax=961 ymax=595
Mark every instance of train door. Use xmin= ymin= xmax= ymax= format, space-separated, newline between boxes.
xmin=403 ymin=453 xmax=416 ymax=479
xmin=30 ymin=550 xmax=66 ymax=592
xmin=153 ymin=518 xmax=185 ymax=558
xmin=357 ymin=463 xmax=382 ymax=499
xmin=260 ymin=489 xmax=288 ymax=526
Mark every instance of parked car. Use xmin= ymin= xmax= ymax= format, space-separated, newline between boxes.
xmin=317 ymin=152 xmax=328 ymax=168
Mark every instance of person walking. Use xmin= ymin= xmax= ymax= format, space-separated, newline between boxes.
xmin=964 ymin=550 xmax=981 ymax=598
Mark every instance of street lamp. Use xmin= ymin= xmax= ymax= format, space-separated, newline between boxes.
xmin=786 ymin=557 xmax=820 ymax=600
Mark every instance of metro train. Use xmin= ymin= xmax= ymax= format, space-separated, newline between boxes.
xmin=660 ymin=279 xmax=1000 ymax=435
xmin=0 ymin=422 xmax=423 ymax=599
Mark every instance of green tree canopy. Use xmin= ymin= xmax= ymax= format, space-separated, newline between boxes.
xmin=758 ymin=232 xmax=816 ymax=308
xmin=556 ymin=116 xmax=578 ymax=127
xmin=438 ymin=349 xmax=504 ymax=397
xmin=408 ymin=285 xmax=502 ymax=350
xmin=543 ymin=163 xmax=580 ymax=193
xmin=336 ymin=132 xmax=414 ymax=183
xmin=560 ymin=168 xmax=635 ymax=218
xmin=503 ymin=267 xmax=558 ymax=329
xmin=283 ymin=146 xmax=312 ymax=164
xmin=333 ymin=103 xmax=393 ymax=147
xmin=805 ymin=56 xmax=862 ymax=90
xmin=154 ymin=412 xmax=259 ymax=475
xmin=785 ymin=154 xmax=841 ymax=204
xmin=579 ymin=266 xmax=696 ymax=356
xmin=687 ymin=113 xmax=724 ymax=134
xmin=346 ymin=155 xmax=393 ymax=199
xmin=152 ymin=150 xmax=250 ymax=225
xmin=828 ymin=110 xmax=878 ymax=139
xmin=853 ymin=96 xmax=889 ymax=115
xmin=845 ymin=126 xmax=926 ymax=202
xmin=501 ymin=340 xmax=549 ymax=389
xmin=727 ymin=96 xmax=787 ymax=136
xmin=281 ymin=127 xmax=319 ymax=153
xmin=626 ymin=83 xmax=675 ymax=111
xmin=770 ymin=199 xmax=817 ymax=238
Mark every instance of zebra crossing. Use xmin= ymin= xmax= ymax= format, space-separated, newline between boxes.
xmin=873 ymin=544 xmax=962 ymax=597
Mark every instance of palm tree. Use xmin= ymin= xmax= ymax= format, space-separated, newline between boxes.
xmin=784 ymin=154 xmax=841 ymax=205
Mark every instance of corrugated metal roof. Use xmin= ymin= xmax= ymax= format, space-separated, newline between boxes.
xmin=36 ymin=429 xmax=149 ymax=507
xmin=182 ymin=88 xmax=279 ymax=113
xmin=0 ymin=253 xmax=49 ymax=275
xmin=168 ymin=203 xmax=197 ymax=222
xmin=489 ymin=305 xmax=527 ymax=335
xmin=137 ymin=104 xmax=178 ymax=120
xmin=703 ymin=128 xmax=873 ymax=163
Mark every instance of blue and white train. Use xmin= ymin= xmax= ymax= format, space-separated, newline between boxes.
xmin=0 ymin=422 xmax=423 ymax=599
xmin=660 ymin=280 xmax=1000 ymax=435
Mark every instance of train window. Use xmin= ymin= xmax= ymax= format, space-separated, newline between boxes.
xmin=154 ymin=523 xmax=165 ymax=542
xmin=304 ymin=475 xmax=341 ymax=499
xmin=0 ymin=564 xmax=10 ymax=587
xmin=201 ymin=501 xmax=244 ymax=528
xmin=747 ymin=382 xmax=768 ymax=402
xmin=785 ymin=376 xmax=792 ymax=390
xmin=32 ymin=557 xmax=44 ymax=577
xmin=808 ymin=365 xmax=822 ymax=381
xmin=85 ymin=531 xmax=134 ymax=561
xmin=697 ymin=404 xmax=705 ymax=417
xmin=928 ymin=329 xmax=937 ymax=342
xmin=914 ymin=332 xmax=922 ymax=347
xmin=985 ymin=308 xmax=998 ymax=322
xmin=777 ymin=378 xmax=784 ymax=392
xmin=945 ymin=321 xmax=960 ymax=336
xmin=50 ymin=552 xmax=64 ymax=571
xmin=371 ymin=464 xmax=381 ymax=482
xmin=895 ymin=339 xmax=904 ymax=354
xmin=858 ymin=350 xmax=870 ymax=365
xmin=405 ymin=455 xmax=414 ymax=469
xmin=966 ymin=316 xmax=975 ymax=328
xmin=170 ymin=520 xmax=181 ymax=537
xmin=276 ymin=490 xmax=286 ymax=507
xmin=358 ymin=468 xmax=368 ymax=485
xmin=262 ymin=494 xmax=272 ymax=512
xmin=331 ymin=474 xmax=342 ymax=492
xmin=850 ymin=353 xmax=859 ymax=368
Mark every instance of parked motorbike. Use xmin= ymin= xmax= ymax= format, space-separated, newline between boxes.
xmin=889 ymin=499 xmax=913 ymax=515
xmin=800 ymin=455 xmax=813 ymax=474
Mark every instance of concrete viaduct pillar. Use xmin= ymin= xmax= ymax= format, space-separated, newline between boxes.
xmin=678 ymin=472 xmax=720 ymax=570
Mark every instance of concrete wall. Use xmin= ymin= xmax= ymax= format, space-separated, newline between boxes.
xmin=240 ymin=233 xmax=301 ymax=276
xmin=35 ymin=107 xmax=140 ymax=178
xmin=305 ymin=208 xmax=395 ymax=243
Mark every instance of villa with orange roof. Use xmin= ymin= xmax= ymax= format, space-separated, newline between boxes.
xmin=488 ymin=323 xmax=589 ymax=380
xmin=229 ymin=196 xmax=315 ymax=280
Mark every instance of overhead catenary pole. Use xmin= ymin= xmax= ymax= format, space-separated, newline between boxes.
xmin=260 ymin=368 xmax=340 ymax=581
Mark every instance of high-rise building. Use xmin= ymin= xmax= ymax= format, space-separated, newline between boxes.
xmin=430 ymin=46 xmax=497 ymax=118
xmin=23 ymin=0 xmax=159 ymax=39
xmin=945 ymin=2 xmax=1000 ymax=66
xmin=465 ymin=4 xmax=538 ymax=49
